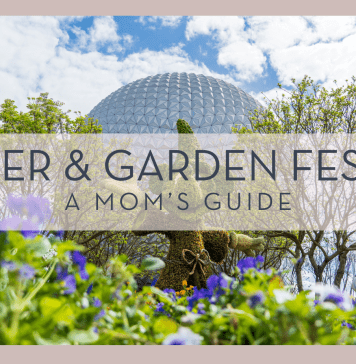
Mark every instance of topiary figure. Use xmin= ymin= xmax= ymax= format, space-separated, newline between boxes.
xmin=228 ymin=234 xmax=265 ymax=258
xmin=100 ymin=119 xmax=265 ymax=291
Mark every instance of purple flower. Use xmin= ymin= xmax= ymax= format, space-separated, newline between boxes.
xmin=19 ymin=264 xmax=35 ymax=280
xmin=237 ymin=257 xmax=256 ymax=274
xmin=1 ymin=260 xmax=17 ymax=271
xmin=151 ymin=277 xmax=158 ymax=286
xmin=314 ymin=300 xmax=320 ymax=306
xmin=20 ymin=218 xmax=40 ymax=238
xmin=54 ymin=231 xmax=64 ymax=239
xmin=155 ymin=302 xmax=171 ymax=317
xmin=166 ymin=339 xmax=184 ymax=345
xmin=206 ymin=273 xmax=230 ymax=300
xmin=0 ymin=216 xmax=22 ymax=231
xmin=155 ymin=302 xmax=165 ymax=312
xmin=248 ymin=291 xmax=265 ymax=308
xmin=237 ymin=255 xmax=264 ymax=274
xmin=186 ymin=287 xmax=211 ymax=311
xmin=79 ymin=269 xmax=89 ymax=280
xmin=87 ymin=284 xmax=93 ymax=295
xmin=63 ymin=275 xmax=76 ymax=295
xmin=21 ymin=230 xmax=40 ymax=239
xmin=93 ymin=327 xmax=99 ymax=334
xmin=342 ymin=322 xmax=354 ymax=330
xmin=94 ymin=309 xmax=105 ymax=321
xmin=72 ymin=251 xmax=89 ymax=281
xmin=207 ymin=275 xmax=219 ymax=292
xmin=72 ymin=251 xmax=86 ymax=269
xmin=0 ymin=215 xmax=40 ymax=238
xmin=56 ymin=265 xmax=69 ymax=281
xmin=6 ymin=195 xmax=51 ymax=227
xmin=162 ymin=328 xmax=202 ymax=345
xmin=92 ymin=298 xmax=102 ymax=308
xmin=311 ymin=283 xmax=353 ymax=311
xmin=324 ymin=293 xmax=344 ymax=306
xmin=7 ymin=195 xmax=26 ymax=215
xmin=163 ymin=288 xmax=176 ymax=302
xmin=197 ymin=303 xmax=206 ymax=315
xmin=26 ymin=195 xmax=51 ymax=224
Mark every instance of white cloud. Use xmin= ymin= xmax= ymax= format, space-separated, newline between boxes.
xmin=4 ymin=15 xmax=356 ymax=119
xmin=0 ymin=17 xmax=235 ymax=115
xmin=248 ymin=16 xmax=356 ymax=86
xmin=186 ymin=16 xmax=244 ymax=41
xmin=186 ymin=16 xmax=266 ymax=81
xmin=70 ymin=16 xmax=131 ymax=53
xmin=269 ymin=33 xmax=356 ymax=87
xmin=160 ymin=17 xmax=183 ymax=27
xmin=0 ymin=17 xmax=67 ymax=106
xmin=185 ymin=16 xmax=356 ymax=87
xmin=39 ymin=45 xmax=236 ymax=114
xmin=138 ymin=16 xmax=183 ymax=28
xmin=249 ymin=88 xmax=287 ymax=106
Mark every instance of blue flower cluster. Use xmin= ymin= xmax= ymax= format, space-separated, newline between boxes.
xmin=248 ymin=291 xmax=265 ymax=308
xmin=0 ymin=194 xmax=52 ymax=237
xmin=342 ymin=322 xmax=355 ymax=330
xmin=1 ymin=260 xmax=36 ymax=280
xmin=56 ymin=251 xmax=89 ymax=294
xmin=154 ymin=289 xmax=178 ymax=316
xmin=324 ymin=293 xmax=344 ymax=306
xmin=237 ymin=255 xmax=264 ymax=274
xmin=184 ymin=255 xmax=265 ymax=312
xmin=55 ymin=251 xmax=105 ymax=323
xmin=186 ymin=273 xmax=229 ymax=311
xmin=312 ymin=283 xmax=355 ymax=311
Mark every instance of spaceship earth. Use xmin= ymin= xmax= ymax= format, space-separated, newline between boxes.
xmin=88 ymin=72 xmax=260 ymax=134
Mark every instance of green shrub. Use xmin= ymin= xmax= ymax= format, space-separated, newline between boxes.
xmin=1 ymin=229 xmax=356 ymax=345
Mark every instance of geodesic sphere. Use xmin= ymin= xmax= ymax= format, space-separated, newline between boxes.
xmin=88 ymin=72 xmax=260 ymax=134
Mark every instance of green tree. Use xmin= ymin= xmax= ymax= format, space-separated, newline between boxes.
xmin=234 ymin=76 xmax=356 ymax=291
xmin=0 ymin=93 xmax=102 ymax=134
xmin=0 ymin=93 xmax=170 ymax=286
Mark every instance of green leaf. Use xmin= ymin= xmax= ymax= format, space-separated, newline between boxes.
xmin=27 ymin=237 xmax=51 ymax=256
xmin=55 ymin=241 xmax=84 ymax=257
xmin=40 ymin=297 xmax=74 ymax=324
xmin=68 ymin=329 xmax=99 ymax=344
xmin=0 ymin=302 xmax=8 ymax=318
xmin=140 ymin=256 xmax=165 ymax=271
xmin=0 ymin=274 xmax=9 ymax=292
xmin=153 ymin=317 xmax=178 ymax=336
xmin=34 ymin=332 xmax=70 ymax=345
xmin=40 ymin=297 xmax=62 ymax=317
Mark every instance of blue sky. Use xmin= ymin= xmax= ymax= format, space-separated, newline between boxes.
xmin=1 ymin=16 xmax=356 ymax=114
xmin=64 ymin=16 xmax=280 ymax=93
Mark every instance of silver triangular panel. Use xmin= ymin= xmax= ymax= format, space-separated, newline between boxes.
xmin=87 ymin=73 xmax=260 ymax=135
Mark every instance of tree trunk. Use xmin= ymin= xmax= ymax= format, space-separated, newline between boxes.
xmin=334 ymin=250 xmax=348 ymax=288
xmin=295 ymin=258 xmax=304 ymax=292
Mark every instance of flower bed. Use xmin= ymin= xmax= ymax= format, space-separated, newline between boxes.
xmin=1 ymin=229 xmax=356 ymax=345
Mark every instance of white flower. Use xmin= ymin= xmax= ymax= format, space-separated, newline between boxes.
xmin=273 ymin=289 xmax=295 ymax=304
xmin=42 ymin=247 xmax=57 ymax=261
xmin=310 ymin=283 xmax=353 ymax=311
xmin=162 ymin=327 xmax=203 ymax=345
xmin=181 ymin=313 xmax=200 ymax=325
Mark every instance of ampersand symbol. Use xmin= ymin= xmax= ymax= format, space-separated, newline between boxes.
xmin=65 ymin=150 xmax=91 ymax=181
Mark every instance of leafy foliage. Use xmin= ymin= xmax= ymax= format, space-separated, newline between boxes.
xmin=1 ymin=230 xmax=356 ymax=345
xmin=0 ymin=93 xmax=102 ymax=134
xmin=233 ymin=76 xmax=356 ymax=291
